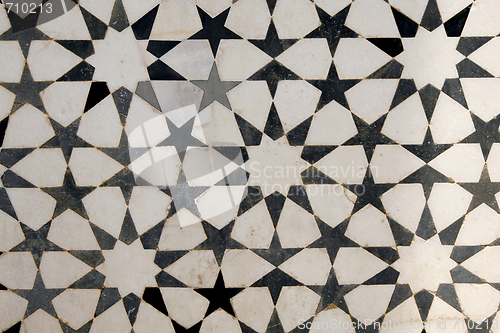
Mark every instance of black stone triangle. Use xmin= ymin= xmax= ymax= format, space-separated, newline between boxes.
xmin=123 ymin=293 xmax=141 ymax=325
xmin=171 ymin=320 xmax=202 ymax=333
xmin=444 ymin=5 xmax=471 ymax=37
xmin=239 ymin=321 xmax=259 ymax=333
xmin=89 ymin=222 xmax=117 ymax=250
xmin=367 ymin=38 xmax=404 ymax=57
xmin=420 ymin=0 xmax=442 ymax=31
xmin=60 ymin=320 xmax=92 ymax=333
xmin=156 ymin=271 xmax=187 ymax=287
xmin=418 ymin=84 xmax=440 ymax=121
xmin=438 ymin=217 xmax=464 ymax=245
xmin=367 ymin=59 xmax=404 ymax=79
xmin=457 ymin=37 xmax=493 ymax=57
xmin=287 ymin=185 xmax=313 ymax=214
xmin=57 ymin=40 xmax=95 ymax=59
xmin=457 ymin=58 xmax=494 ymax=78
xmin=301 ymin=145 xmax=336 ymax=164
xmin=414 ymin=290 xmax=434 ymax=321
xmin=450 ymin=266 xmax=484 ymax=283
xmin=364 ymin=266 xmax=399 ymax=285
xmin=140 ymin=221 xmax=165 ymax=250
xmin=136 ymin=81 xmax=162 ymax=111
xmin=58 ymin=61 xmax=95 ymax=81
xmin=214 ymin=168 xmax=250 ymax=186
xmin=301 ymin=166 xmax=337 ymax=185
xmin=84 ymin=82 xmax=110 ymax=112
xmin=287 ymin=116 xmax=312 ymax=146
xmin=213 ymin=146 xmax=249 ymax=165
xmin=391 ymin=7 xmax=418 ymax=37
xmin=4 ymin=322 xmax=22 ymax=333
xmin=364 ymin=247 xmax=399 ymax=265
xmin=0 ymin=148 xmax=34 ymax=168
xmin=69 ymin=250 xmax=105 ymax=268
xmin=415 ymin=204 xmax=437 ymax=240
xmin=264 ymin=105 xmax=285 ymax=140
xmin=132 ymin=5 xmax=159 ymax=40
xmin=148 ymin=60 xmax=186 ymax=80
xmin=95 ymin=288 xmax=122 ymax=316
xmin=81 ymin=7 xmax=108 ymax=40
xmin=69 ymin=269 xmax=106 ymax=289
xmin=266 ymin=309 xmax=286 ymax=333
xmin=143 ymin=287 xmax=168 ymax=316
xmin=154 ymin=251 xmax=188 ymax=269
xmin=388 ymin=217 xmax=414 ymax=246
xmin=237 ymin=186 xmax=264 ymax=216
xmin=0 ymin=187 xmax=17 ymax=219
xmin=109 ymin=0 xmax=129 ymax=32
xmin=112 ymin=87 xmax=133 ymax=126
xmin=0 ymin=283 xmax=6 ymax=291
xmin=450 ymin=246 xmax=484 ymax=264
xmin=2 ymin=170 xmax=36 ymax=188
xmin=436 ymin=284 xmax=462 ymax=312
xmin=234 ymin=114 xmax=263 ymax=146
xmin=390 ymin=79 xmax=417 ymax=110
xmin=147 ymin=40 xmax=180 ymax=58
xmin=265 ymin=192 xmax=287 ymax=227
xmin=442 ymin=78 xmax=468 ymax=109
xmin=119 ymin=210 xmax=139 ymax=245
xmin=387 ymin=284 xmax=413 ymax=313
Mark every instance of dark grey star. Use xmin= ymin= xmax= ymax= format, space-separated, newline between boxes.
xmin=196 ymin=220 xmax=244 ymax=265
xmin=162 ymin=171 xmax=208 ymax=218
xmin=459 ymin=166 xmax=500 ymax=213
xmin=15 ymin=273 xmax=64 ymax=318
xmin=158 ymin=117 xmax=206 ymax=162
xmin=192 ymin=64 xmax=240 ymax=111
xmin=1 ymin=64 xmax=52 ymax=111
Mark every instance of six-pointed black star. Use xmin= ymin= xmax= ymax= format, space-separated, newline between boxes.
xmin=343 ymin=114 xmax=395 ymax=162
xmin=188 ymin=7 xmax=242 ymax=56
xmin=194 ymin=271 xmax=243 ymax=317
xmin=42 ymin=118 xmax=92 ymax=163
xmin=42 ymin=169 xmax=95 ymax=219
xmin=1 ymin=65 xmax=52 ymax=111
xmin=10 ymin=221 xmax=63 ymax=267
xmin=14 ymin=273 xmax=64 ymax=318
xmin=459 ymin=166 xmax=500 ymax=214
xmin=307 ymin=64 xmax=360 ymax=111
xmin=195 ymin=220 xmax=244 ymax=265
xmin=460 ymin=113 xmax=500 ymax=160
xmin=344 ymin=167 xmax=396 ymax=214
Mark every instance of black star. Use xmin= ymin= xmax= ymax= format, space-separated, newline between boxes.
xmin=188 ymin=7 xmax=242 ymax=56
xmin=305 ymin=5 xmax=358 ymax=55
xmin=252 ymin=232 xmax=300 ymax=267
xmin=10 ymin=221 xmax=63 ymax=267
xmin=308 ymin=218 xmax=358 ymax=264
xmin=192 ymin=63 xmax=241 ymax=111
xmin=1 ymin=65 xmax=52 ymax=111
xmin=403 ymin=127 xmax=452 ymax=163
xmin=42 ymin=169 xmax=94 ymax=219
xmin=344 ymin=114 xmax=395 ymax=162
xmin=251 ymin=267 xmax=302 ymax=305
xmin=194 ymin=271 xmax=243 ymax=317
xmin=249 ymin=21 xmax=297 ymax=59
xmin=15 ymin=273 xmax=64 ymax=318
xmin=344 ymin=167 xmax=396 ymax=214
xmin=400 ymin=164 xmax=452 ymax=200
xmin=460 ymin=113 xmax=500 ymax=160
xmin=195 ymin=220 xmax=244 ymax=265
xmin=312 ymin=268 xmax=354 ymax=314
xmin=248 ymin=59 xmax=300 ymax=97
xmin=459 ymin=166 xmax=500 ymax=213
xmin=159 ymin=117 xmax=206 ymax=162
xmin=42 ymin=118 xmax=92 ymax=163
xmin=163 ymin=171 xmax=209 ymax=219
xmin=307 ymin=64 xmax=360 ymax=111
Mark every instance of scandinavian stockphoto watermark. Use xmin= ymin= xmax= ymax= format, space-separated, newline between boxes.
xmin=297 ymin=318 xmax=499 ymax=331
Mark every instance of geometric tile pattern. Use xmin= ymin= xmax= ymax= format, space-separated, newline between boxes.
xmin=1 ymin=0 xmax=500 ymax=332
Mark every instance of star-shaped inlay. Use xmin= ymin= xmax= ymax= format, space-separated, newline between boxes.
xmin=14 ymin=273 xmax=64 ymax=318
xmin=459 ymin=166 xmax=500 ymax=213
xmin=1 ymin=65 xmax=52 ymax=111
xmin=163 ymin=170 xmax=209 ymax=218
xmin=460 ymin=113 xmax=500 ymax=160
xmin=10 ymin=221 xmax=63 ymax=267
xmin=194 ymin=271 xmax=243 ymax=317
xmin=249 ymin=21 xmax=296 ymax=59
xmin=195 ymin=220 xmax=244 ymax=265
xmin=42 ymin=169 xmax=95 ymax=219
xmin=188 ymin=7 xmax=242 ymax=56
xmin=192 ymin=63 xmax=241 ymax=111
xmin=42 ymin=118 xmax=92 ymax=163
xmin=158 ymin=117 xmax=206 ymax=162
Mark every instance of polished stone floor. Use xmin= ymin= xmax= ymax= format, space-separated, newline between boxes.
xmin=1 ymin=0 xmax=500 ymax=332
